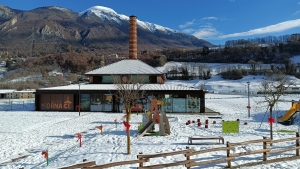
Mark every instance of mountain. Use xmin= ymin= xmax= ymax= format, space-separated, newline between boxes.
xmin=0 ymin=5 xmax=213 ymax=57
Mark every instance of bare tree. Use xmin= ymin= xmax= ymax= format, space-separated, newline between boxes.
xmin=258 ymin=74 xmax=293 ymax=142
xmin=257 ymin=61 xmax=263 ymax=75
xmin=198 ymin=63 xmax=207 ymax=79
xmin=112 ymin=74 xmax=147 ymax=154
xmin=248 ymin=60 xmax=257 ymax=74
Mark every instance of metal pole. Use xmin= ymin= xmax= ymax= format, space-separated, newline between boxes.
xmin=247 ymin=82 xmax=250 ymax=118
xmin=298 ymin=111 xmax=300 ymax=134
xmin=79 ymin=83 xmax=81 ymax=116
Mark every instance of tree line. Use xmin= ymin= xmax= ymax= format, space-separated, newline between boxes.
xmin=2 ymin=33 xmax=300 ymax=89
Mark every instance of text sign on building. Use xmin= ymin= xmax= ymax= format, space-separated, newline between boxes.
xmin=40 ymin=94 xmax=74 ymax=111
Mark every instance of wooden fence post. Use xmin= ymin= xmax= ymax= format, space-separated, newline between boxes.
xmin=296 ymin=132 xmax=299 ymax=156
xmin=186 ymin=146 xmax=190 ymax=169
xmin=226 ymin=142 xmax=231 ymax=168
xmin=263 ymin=136 xmax=267 ymax=161
xmin=138 ymin=152 xmax=143 ymax=167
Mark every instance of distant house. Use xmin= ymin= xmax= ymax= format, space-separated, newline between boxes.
xmin=283 ymin=85 xmax=300 ymax=93
xmin=0 ymin=89 xmax=35 ymax=99
xmin=14 ymin=90 xmax=36 ymax=99
xmin=0 ymin=89 xmax=16 ymax=99
xmin=49 ymin=69 xmax=64 ymax=77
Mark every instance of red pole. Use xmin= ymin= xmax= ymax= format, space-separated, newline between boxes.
xmin=77 ymin=134 xmax=82 ymax=147
xmin=80 ymin=137 xmax=82 ymax=147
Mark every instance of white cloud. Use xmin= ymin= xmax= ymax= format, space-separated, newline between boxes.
xmin=192 ymin=25 xmax=221 ymax=39
xmin=293 ymin=10 xmax=300 ymax=15
xmin=181 ymin=28 xmax=195 ymax=34
xmin=179 ymin=19 xmax=195 ymax=29
xmin=218 ymin=19 xmax=300 ymax=39
xmin=202 ymin=17 xmax=218 ymax=20
xmin=202 ymin=16 xmax=225 ymax=21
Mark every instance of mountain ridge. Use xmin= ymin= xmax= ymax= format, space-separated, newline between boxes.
xmin=0 ymin=5 xmax=212 ymax=57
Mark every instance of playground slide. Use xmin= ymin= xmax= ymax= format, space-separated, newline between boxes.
xmin=277 ymin=103 xmax=297 ymax=123
xmin=137 ymin=120 xmax=155 ymax=138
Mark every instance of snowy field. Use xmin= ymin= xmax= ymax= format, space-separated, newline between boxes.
xmin=1 ymin=94 xmax=300 ymax=169
xmin=2 ymin=57 xmax=300 ymax=168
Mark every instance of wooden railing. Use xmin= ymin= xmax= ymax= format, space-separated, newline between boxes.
xmin=137 ymin=149 xmax=194 ymax=169
xmin=59 ymin=132 xmax=300 ymax=169
xmin=225 ymin=137 xmax=271 ymax=168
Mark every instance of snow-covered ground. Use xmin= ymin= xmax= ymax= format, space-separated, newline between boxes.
xmin=161 ymin=55 xmax=300 ymax=94
xmin=1 ymin=93 xmax=300 ymax=169
xmin=2 ymin=57 xmax=300 ymax=169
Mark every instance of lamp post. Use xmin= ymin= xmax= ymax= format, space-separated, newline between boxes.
xmin=78 ymin=82 xmax=81 ymax=116
xmin=247 ymin=81 xmax=250 ymax=118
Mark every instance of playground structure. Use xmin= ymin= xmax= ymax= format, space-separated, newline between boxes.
xmin=277 ymin=101 xmax=300 ymax=124
xmin=137 ymin=97 xmax=170 ymax=137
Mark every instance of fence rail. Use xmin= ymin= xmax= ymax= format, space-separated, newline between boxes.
xmin=59 ymin=132 xmax=300 ymax=169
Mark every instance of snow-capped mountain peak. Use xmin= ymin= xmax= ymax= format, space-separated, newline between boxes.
xmin=78 ymin=6 xmax=128 ymax=24
xmin=78 ymin=6 xmax=178 ymax=34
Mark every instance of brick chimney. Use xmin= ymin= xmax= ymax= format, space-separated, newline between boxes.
xmin=129 ymin=15 xmax=137 ymax=60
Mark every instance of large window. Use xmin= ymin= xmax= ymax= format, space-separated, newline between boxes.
xmin=80 ymin=94 xmax=90 ymax=111
xmin=91 ymin=94 xmax=102 ymax=105
xmin=172 ymin=98 xmax=186 ymax=113
xmin=103 ymin=94 xmax=113 ymax=111
xmin=102 ymin=75 xmax=113 ymax=83
xmin=187 ymin=95 xmax=200 ymax=113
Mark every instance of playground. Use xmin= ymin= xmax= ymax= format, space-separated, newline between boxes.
xmin=1 ymin=93 xmax=300 ymax=168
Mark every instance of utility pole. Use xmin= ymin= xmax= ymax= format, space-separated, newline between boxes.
xmin=78 ymin=82 xmax=81 ymax=116
xmin=247 ymin=81 xmax=250 ymax=117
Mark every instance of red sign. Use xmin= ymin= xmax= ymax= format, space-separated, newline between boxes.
xmin=42 ymin=151 xmax=48 ymax=159
xmin=268 ymin=118 xmax=274 ymax=124
xmin=123 ymin=121 xmax=131 ymax=132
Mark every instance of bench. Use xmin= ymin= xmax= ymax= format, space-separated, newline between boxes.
xmin=188 ymin=136 xmax=224 ymax=145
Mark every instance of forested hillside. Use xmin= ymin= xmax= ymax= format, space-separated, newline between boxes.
xmin=2 ymin=34 xmax=300 ymax=90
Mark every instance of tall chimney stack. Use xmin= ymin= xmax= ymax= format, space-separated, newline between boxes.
xmin=129 ymin=15 xmax=137 ymax=60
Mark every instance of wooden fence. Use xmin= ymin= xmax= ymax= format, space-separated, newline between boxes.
xmin=59 ymin=132 xmax=300 ymax=169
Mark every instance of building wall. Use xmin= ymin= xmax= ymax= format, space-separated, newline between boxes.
xmin=40 ymin=94 xmax=74 ymax=111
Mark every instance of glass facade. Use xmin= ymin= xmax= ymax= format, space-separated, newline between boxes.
xmin=89 ymin=94 xmax=113 ymax=111
xmin=164 ymin=94 xmax=200 ymax=113
xmin=76 ymin=93 xmax=200 ymax=113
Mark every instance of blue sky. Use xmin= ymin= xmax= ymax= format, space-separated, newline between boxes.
xmin=1 ymin=0 xmax=300 ymax=45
